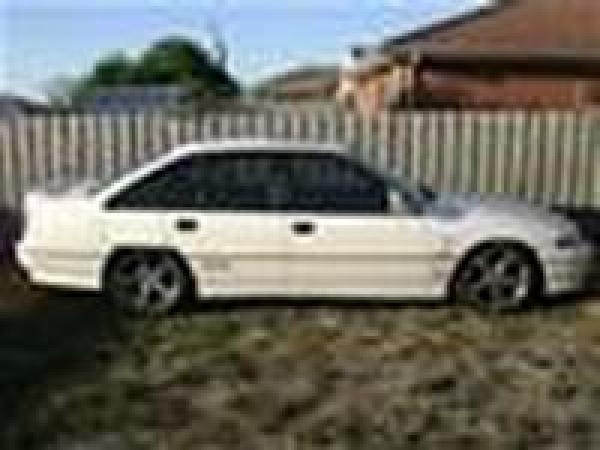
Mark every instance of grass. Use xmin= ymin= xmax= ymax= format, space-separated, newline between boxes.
xmin=0 ymin=268 xmax=598 ymax=450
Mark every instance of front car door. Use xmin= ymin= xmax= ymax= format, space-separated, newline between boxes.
xmin=280 ymin=152 xmax=444 ymax=298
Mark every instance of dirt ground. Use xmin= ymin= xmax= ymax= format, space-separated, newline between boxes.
xmin=0 ymin=266 xmax=598 ymax=450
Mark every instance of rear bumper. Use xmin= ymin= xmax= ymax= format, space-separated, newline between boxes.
xmin=13 ymin=241 xmax=31 ymax=284
xmin=12 ymin=257 xmax=31 ymax=285
xmin=14 ymin=241 xmax=102 ymax=291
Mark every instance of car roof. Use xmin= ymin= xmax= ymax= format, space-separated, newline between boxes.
xmin=172 ymin=139 xmax=348 ymax=156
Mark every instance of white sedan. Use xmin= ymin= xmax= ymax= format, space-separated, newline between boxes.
xmin=15 ymin=140 xmax=593 ymax=314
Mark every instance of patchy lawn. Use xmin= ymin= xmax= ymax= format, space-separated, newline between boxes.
xmin=0 ymin=268 xmax=599 ymax=450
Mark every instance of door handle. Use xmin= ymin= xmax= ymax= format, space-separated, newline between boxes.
xmin=292 ymin=221 xmax=316 ymax=235
xmin=176 ymin=218 xmax=199 ymax=232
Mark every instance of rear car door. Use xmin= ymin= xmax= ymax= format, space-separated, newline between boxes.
xmin=103 ymin=152 xmax=291 ymax=296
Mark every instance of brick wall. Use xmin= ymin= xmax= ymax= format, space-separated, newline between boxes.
xmin=420 ymin=70 xmax=593 ymax=108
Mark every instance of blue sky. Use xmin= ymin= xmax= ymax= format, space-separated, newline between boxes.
xmin=1 ymin=0 xmax=481 ymax=98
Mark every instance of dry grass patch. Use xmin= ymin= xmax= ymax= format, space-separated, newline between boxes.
xmin=0 ymin=270 xmax=598 ymax=449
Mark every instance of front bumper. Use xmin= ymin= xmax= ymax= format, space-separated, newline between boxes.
xmin=543 ymin=242 xmax=596 ymax=295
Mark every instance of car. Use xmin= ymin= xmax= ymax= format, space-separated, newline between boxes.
xmin=15 ymin=140 xmax=593 ymax=314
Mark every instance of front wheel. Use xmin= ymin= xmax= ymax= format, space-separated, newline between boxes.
xmin=104 ymin=251 xmax=193 ymax=316
xmin=451 ymin=244 xmax=542 ymax=313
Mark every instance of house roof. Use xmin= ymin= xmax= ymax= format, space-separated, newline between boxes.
xmin=380 ymin=0 xmax=600 ymax=54
xmin=253 ymin=65 xmax=340 ymax=97
xmin=380 ymin=0 xmax=511 ymax=51
xmin=345 ymin=0 xmax=600 ymax=76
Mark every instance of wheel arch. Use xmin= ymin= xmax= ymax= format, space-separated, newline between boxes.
xmin=447 ymin=239 xmax=546 ymax=300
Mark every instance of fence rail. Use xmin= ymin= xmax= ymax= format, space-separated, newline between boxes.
xmin=0 ymin=109 xmax=598 ymax=209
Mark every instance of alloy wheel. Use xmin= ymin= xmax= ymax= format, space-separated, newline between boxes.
xmin=106 ymin=252 xmax=188 ymax=315
xmin=454 ymin=244 xmax=537 ymax=312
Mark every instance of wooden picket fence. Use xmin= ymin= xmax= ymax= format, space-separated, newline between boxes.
xmin=0 ymin=108 xmax=598 ymax=209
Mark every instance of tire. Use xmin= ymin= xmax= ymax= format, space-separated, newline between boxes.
xmin=450 ymin=243 xmax=542 ymax=313
xmin=104 ymin=250 xmax=193 ymax=316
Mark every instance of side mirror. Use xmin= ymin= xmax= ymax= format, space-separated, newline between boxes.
xmin=388 ymin=190 xmax=423 ymax=216
xmin=388 ymin=190 xmax=408 ymax=215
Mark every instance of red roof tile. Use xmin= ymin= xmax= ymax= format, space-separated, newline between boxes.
xmin=383 ymin=0 xmax=600 ymax=53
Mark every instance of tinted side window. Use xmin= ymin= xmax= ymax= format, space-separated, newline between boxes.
xmin=106 ymin=154 xmax=275 ymax=211
xmin=106 ymin=152 xmax=388 ymax=213
xmin=285 ymin=154 xmax=388 ymax=213
xmin=200 ymin=154 xmax=274 ymax=210
xmin=106 ymin=157 xmax=198 ymax=209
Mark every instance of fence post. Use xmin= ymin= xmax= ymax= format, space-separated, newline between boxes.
xmin=411 ymin=111 xmax=423 ymax=183
xmin=525 ymin=112 xmax=540 ymax=203
xmin=575 ymin=112 xmax=591 ymax=208
xmin=441 ymin=110 xmax=455 ymax=193
xmin=378 ymin=111 xmax=390 ymax=172
xmin=0 ymin=117 xmax=13 ymax=207
xmin=66 ymin=113 xmax=80 ymax=183
xmin=590 ymin=110 xmax=600 ymax=210
xmin=494 ymin=110 xmax=509 ymax=195
xmin=559 ymin=111 xmax=576 ymax=207
xmin=424 ymin=110 xmax=438 ymax=188
xmin=543 ymin=110 xmax=560 ymax=206
xmin=14 ymin=115 xmax=29 ymax=202
xmin=476 ymin=111 xmax=489 ymax=194
xmin=395 ymin=112 xmax=410 ymax=179
xmin=456 ymin=110 xmax=471 ymax=193
xmin=183 ymin=112 xmax=196 ymax=144
xmin=117 ymin=113 xmax=131 ymax=175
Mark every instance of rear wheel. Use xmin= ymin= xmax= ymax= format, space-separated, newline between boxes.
xmin=104 ymin=251 xmax=193 ymax=316
xmin=451 ymin=243 xmax=542 ymax=312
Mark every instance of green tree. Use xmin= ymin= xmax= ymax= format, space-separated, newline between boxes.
xmin=69 ymin=35 xmax=240 ymax=101
xmin=89 ymin=51 xmax=135 ymax=86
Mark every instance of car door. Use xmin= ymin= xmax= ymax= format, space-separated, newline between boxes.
xmin=103 ymin=152 xmax=291 ymax=296
xmin=282 ymin=153 xmax=443 ymax=298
